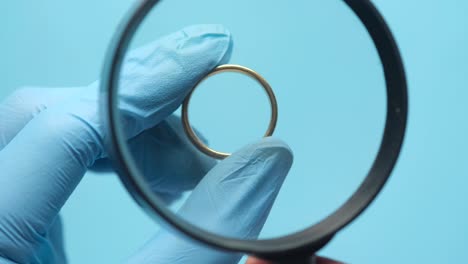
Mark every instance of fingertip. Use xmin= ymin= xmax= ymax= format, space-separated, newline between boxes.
xmin=178 ymin=24 xmax=234 ymax=67
xmin=117 ymin=24 xmax=235 ymax=135
xmin=230 ymin=137 xmax=294 ymax=169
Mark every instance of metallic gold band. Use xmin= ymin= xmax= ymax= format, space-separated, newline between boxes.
xmin=181 ymin=64 xmax=278 ymax=159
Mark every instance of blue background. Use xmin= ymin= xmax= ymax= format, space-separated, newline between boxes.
xmin=2 ymin=0 xmax=467 ymax=263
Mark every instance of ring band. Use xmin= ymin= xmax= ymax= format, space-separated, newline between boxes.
xmin=181 ymin=64 xmax=278 ymax=159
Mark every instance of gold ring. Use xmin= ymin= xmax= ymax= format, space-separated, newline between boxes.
xmin=181 ymin=64 xmax=278 ymax=159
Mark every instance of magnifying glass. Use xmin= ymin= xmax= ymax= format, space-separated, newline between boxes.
xmin=100 ymin=0 xmax=408 ymax=263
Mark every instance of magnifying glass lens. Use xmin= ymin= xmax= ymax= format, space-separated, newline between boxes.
xmin=114 ymin=0 xmax=386 ymax=241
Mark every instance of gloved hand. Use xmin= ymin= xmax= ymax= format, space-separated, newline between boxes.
xmin=0 ymin=25 xmax=293 ymax=264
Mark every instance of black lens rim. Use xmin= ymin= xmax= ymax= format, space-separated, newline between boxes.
xmin=100 ymin=0 xmax=408 ymax=257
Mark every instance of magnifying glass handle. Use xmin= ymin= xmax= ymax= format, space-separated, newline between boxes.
xmin=275 ymin=255 xmax=317 ymax=264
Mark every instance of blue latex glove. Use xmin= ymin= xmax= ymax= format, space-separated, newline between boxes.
xmin=0 ymin=25 xmax=293 ymax=264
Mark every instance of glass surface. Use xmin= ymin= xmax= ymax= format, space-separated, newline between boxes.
xmin=115 ymin=0 xmax=386 ymax=240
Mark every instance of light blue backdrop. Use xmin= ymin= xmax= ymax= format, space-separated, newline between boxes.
xmin=1 ymin=1 xmax=467 ymax=263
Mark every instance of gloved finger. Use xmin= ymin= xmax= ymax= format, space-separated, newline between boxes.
xmin=0 ymin=216 xmax=67 ymax=264
xmin=0 ymin=87 xmax=215 ymax=204
xmin=126 ymin=137 xmax=293 ymax=264
xmin=0 ymin=24 xmax=232 ymax=263
xmin=0 ymin=87 xmax=81 ymax=150
xmin=113 ymin=24 xmax=233 ymax=139
xmin=92 ymin=115 xmax=217 ymax=205
xmin=0 ymin=87 xmax=217 ymax=204
xmin=0 ymin=86 xmax=215 ymax=187
xmin=125 ymin=115 xmax=216 ymax=197
xmin=92 ymin=114 xmax=214 ymax=174
xmin=28 ymin=216 xmax=67 ymax=264
xmin=46 ymin=216 xmax=67 ymax=264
